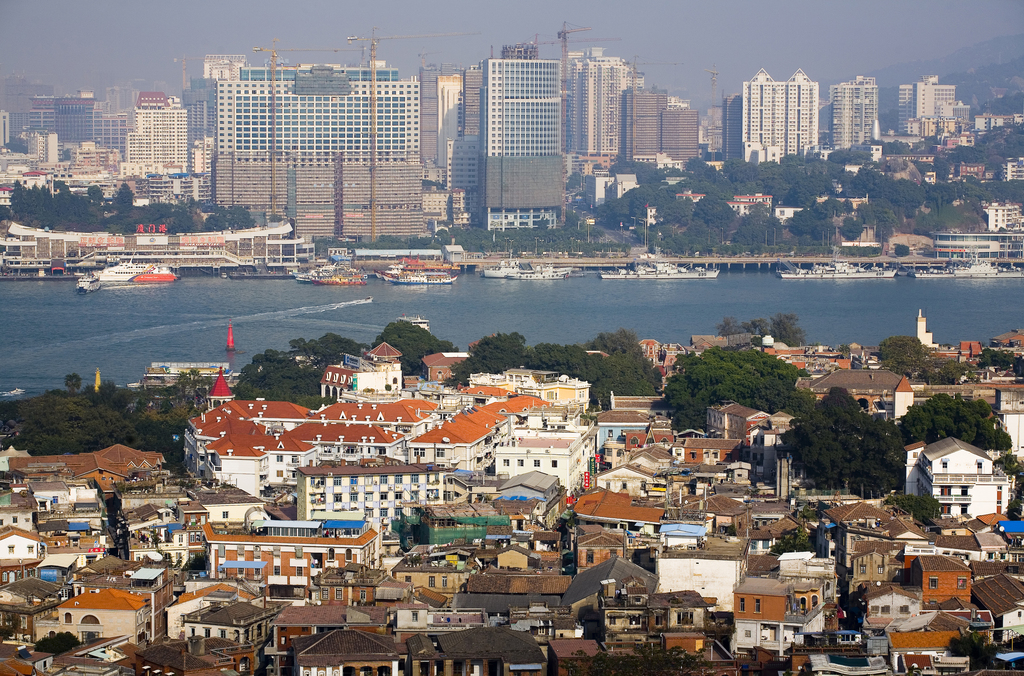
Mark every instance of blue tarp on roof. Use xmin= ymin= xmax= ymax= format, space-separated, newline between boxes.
xmin=324 ymin=520 xmax=364 ymax=529
xmin=218 ymin=561 xmax=267 ymax=570
xmin=166 ymin=523 xmax=183 ymax=533
xmin=1000 ymin=521 xmax=1024 ymax=534
xmin=996 ymin=653 xmax=1024 ymax=662
xmin=660 ymin=523 xmax=707 ymax=537
xmin=67 ymin=522 xmax=90 ymax=531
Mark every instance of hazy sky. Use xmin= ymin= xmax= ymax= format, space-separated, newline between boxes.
xmin=3 ymin=0 xmax=1022 ymax=109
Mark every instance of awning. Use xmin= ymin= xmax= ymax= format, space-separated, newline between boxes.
xmin=218 ymin=561 xmax=267 ymax=570
xmin=324 ymin=520 xmax=364 ymax=529
xmin=68 ymin=522 xmax=90 ymax=532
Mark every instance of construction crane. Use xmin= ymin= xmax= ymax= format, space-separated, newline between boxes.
xmin=705 ymin=64 xmax=720 ymax=155
xmin=418 ymin=50 xmax=442 ymax=69
xmin=252 ymin=42 xmax=363 ymax=220
xmin=627 ymin=57 xmax=681 ymax=162
xmin=173 ymin=56 xmax=205 ymax=92
xmin=346 ymin=29 xmax=478 ymax=241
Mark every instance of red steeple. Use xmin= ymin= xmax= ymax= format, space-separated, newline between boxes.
xmin=226 ymin=321 xmax=235 ymax=351
xmin=210 ymin=368 xmax=233 ymax=399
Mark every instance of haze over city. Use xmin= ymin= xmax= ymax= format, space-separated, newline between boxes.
xmin=3 ymin=0 xmax=1023 ymax=109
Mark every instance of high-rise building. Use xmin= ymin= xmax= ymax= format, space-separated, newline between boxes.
xmin=1 ymin=76 xmax=53 ymax=133
xmin=480 ymin=45 xmax=562 ymax=230
xmin=0 ymin=111 xmax=8 ymax=146
xmin=125 ymin=92 xmax=188 ymax=175
xmin=436 ymin=74 xmax=462 ymax=171
xmin=54 ymin=92 xmax=98 ymax=143
xmin=830 ymin=76 xmax=878 ymax=149
xmin=419 ymin=64 xmax=460 ymax=166
xmin=182 ymin=78 xmax=218 ymax=154
xmin=460 ymin=66 xmax=483 ymax=137
xmin=566 ymin=48 xmax=631 ymax=156
xmin=741 ymin=69 xmax=819 ymax=162
xmin=898 ymin=75 xmax=956 ymax=133
xmin=620 ymin=91 xmax=698 ymax=162
xmin=213 ymin=63 xmax=423 ymax=240
xmin=722 ymin=93 xmax=744 ymax=161
xmin=102 ymin=86 xmax=140 ymax=115
xmin=30 ymin=132 xmax=59 ymax=164
xmin=204 ymin=55 xmax=247 ymax=81
xmin=95 ymin=112 xmax=129 ymax=157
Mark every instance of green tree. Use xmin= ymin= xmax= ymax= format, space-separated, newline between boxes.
xmin=900 ymin=394 xmax=1011 ymax=451
xmin=64 ymin=373 xmax=82 ymax=395
xmin=86 ymin=185 xmax=103 ymax=204
xmin=879 ymin=335 xmax=931 ymax=378
xmin=770 ymin=527 xmax=814 ymax=555
xmin=373 ymin=322 xmax=456 ymax=377
xmin=949 ymin=631 xmax=997 ymax=670
xmin=17 ymin=392 xmax=139 ymax=455
xmin=782 ymin=388 xmax=906 ymax=493
xmin=35 ymin=632 xmax=81 ymax=656
xmin=717 ymin=316 xmax=744 ymax=336
xmin=664 ymin=347 xmax=814 ymax=430
xmin=288 ymin=333 xmax=366 ymax=371
xmin=884 ymin=494 xmax=941 ymax=521
xmin=978 ymin=348 xmax=1015 ymax=370
xmin=894 ymin=243 xmax=910 ymax=257
xmin=770 ymin=313 xmax=806 ymax=346
xmin=566 ymin=643 xmax=709 ymax=676
xmin=449 ymin=332 xmax=530 ymax=384
xmin=115 ymin=182 xmax=134 ymax=208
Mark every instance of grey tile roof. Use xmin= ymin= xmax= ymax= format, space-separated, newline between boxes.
xmin=561 ymin=556 xmax=657 ymax=606
xmin=435 ymin=627 xmax=545 ymax=662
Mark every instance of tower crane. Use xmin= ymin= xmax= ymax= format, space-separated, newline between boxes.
xmin=252 ymin=42 xmax=363 ymax=220
xmin=627 ymin=56 xmax=681 ymax=162
xmin=345 ymin=29 xmax=478 ymax=241
xmin=418 ymin=50 xmax=443 ymax=69
xmin=173 ymin=56 xmax=205 ymax=92
xmin=705 ymin=64 xmax=720 ymax=155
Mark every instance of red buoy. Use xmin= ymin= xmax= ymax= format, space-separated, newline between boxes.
xmin=226 ymin=321 xmax=235 ymax=351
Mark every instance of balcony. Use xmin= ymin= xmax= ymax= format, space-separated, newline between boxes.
xmin=937 ymin=495 xmax=972 ymax=503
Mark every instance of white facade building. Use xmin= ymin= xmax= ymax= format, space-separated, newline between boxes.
xmin=899 ymin=76 xmax=956 ymax=133
xmin=494 ymin=422 xmax=594 ymax=493
xmin=481 ymin=48 xmax=562 ymax=230
xmin=905 ymin=437 xmax=1010 ymax=518
xmin=566 ymin=48 xmax=631 ymax=156
xmin=986 ymin=202 xmax=1023 ymax=231
xmin=204 ymin=55 xmax=247 ymax=81
xmin=125 ymin=92 xmax=188 ymax=175
xmin=436 ymin=74 xmax=462 ymax=170
xmin=830 ymin=76 xmax=878 ymax=149
xmin=741 ymin=69 xmax=819 ymax=162
xmin=1006 ymin=159 xmax=1024 ymax=182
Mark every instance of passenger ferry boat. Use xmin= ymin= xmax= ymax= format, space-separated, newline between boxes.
xmin=96 ymin=261 xmax=178 ymax=285
xmin=381 ymin=270 xmax=457 ymax=285
xmin=76 ymin=274 xmax=101 ymax=293
xmin=600 ymin=260 xmax=720 ymax=280
xmin=311 ymin=270 xmax=367 ymax=286
xmin=295 ymin=263 xmax=351 ymax=283
xmin=777 ymin=250 xmax=895 ymax=280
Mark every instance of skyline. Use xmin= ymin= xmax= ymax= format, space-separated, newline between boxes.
xmin=2 ymin=0 xmax=1022 ymax=111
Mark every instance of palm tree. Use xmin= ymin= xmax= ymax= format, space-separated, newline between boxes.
xmin=950 ymin=631 xmax=997 ymax=670
xmin=64 ymin=373 xmax=82 ymax=395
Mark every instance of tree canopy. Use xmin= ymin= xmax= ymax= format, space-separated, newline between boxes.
xmin=234 ymin=333 xmax=364 ymax=407
xmin=879 ymin=335 xmax=931 ymax=378
xmin=884 ymin=494 xmax=941 ymax=522
xmin=663 ymin=347 xmax=815 ymax=430
xmin=900 ymin=394 xmax=1011 ymax=451
xmin=565 ymin=643 xmax=709 ymax=676
xmin=782 ymin=388 xmax=906 ymax=494
xmin=35 ymin=632 xmax=80 ymax=656
xmin=373 ymin=322 xmax=456 ymax=377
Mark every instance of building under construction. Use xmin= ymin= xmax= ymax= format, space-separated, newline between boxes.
xmin=621 ymin=90 xmax=699 ymax=162
xmin=334 ymin=158 xmax=425 ymax=239
xmin=213 ymin=63 xmax=423 ymax=240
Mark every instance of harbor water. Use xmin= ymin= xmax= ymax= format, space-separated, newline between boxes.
xmin=2 ymin=270 xmax=1024 ymax=396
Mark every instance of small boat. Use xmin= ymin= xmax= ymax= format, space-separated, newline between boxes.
xmin=397 ymin=315 xmax=430 ymax=332
xmin=381 ymin=270 xmax=457 ymax=285
xmin=76 ymin=275 xmax=101 ymax=294
xmin=96 ymin=261 xmax=178 ymax=285
xmin=295 ymin=263 xmax=353 ymax=283
xmin=0 ymin=389 xmax=25 ymax=397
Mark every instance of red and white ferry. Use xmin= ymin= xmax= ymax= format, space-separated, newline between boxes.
xmin=96 ymin=261 xmax=178 ymax=285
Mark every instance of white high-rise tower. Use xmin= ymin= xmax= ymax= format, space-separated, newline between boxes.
xmin=741 ymin=69 xmax=819 ymax=163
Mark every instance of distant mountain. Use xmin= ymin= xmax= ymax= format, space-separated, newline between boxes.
xmin=865 ymin=33 xmax=1024 ymax=88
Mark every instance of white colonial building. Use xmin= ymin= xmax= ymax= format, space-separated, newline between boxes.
xmin=905 ymin=437 xmax=1010 ymax=518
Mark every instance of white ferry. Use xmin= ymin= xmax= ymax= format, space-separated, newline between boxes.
xmin=76 ymin=275 xmax=101 ymax=294
xmin=96 ymin=261 xmax=178 ymax=285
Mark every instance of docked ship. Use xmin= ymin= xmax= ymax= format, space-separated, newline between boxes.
xmin=295 ymin=263 xmax=352 ymax=283
xmin=483 ymin=258 xmax=573 ymax=280
xmin=311 ymin=269 xmax=367 ymax=286
xmin=76 ymin=274 xmax=101 ymax=293
xmin=397 ymin=315 xmax=430 ymax=331
xmin=777 ymin=251 xmax=895 ymax=280
xmin=381 ymin=270 xmax=457 ymax=285
xmin=378 ymin=257 xmax=457 ymax=279
xmin=95 ymin=261 xmax=178 ymax=285
xmin=907 ymin=257 xmax=1024 ymax=279
xmin=600 ymin=260 xmax=720 ymax=280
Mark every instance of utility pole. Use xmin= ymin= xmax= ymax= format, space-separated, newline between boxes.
xmin=347 ymin=30 xmax=478 ymax=241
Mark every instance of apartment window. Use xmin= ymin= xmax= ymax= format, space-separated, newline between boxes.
xmin=929 ymin=577 xmax=938 ymax=589
xmin=900 ymin=605 xmax=910 ymax=614
xmin=533 ymin=460 xmax=541 ymax=468
xmin=878 ymin=565 xmax=884 ymax=574
xmin=204 ymin=628 xmax=211 ymax=638
xmin=405 ymin=576 xmax=412 ymax=583
xmin=754 ymin=599 xmax=761 ymax=613
xmin=442 ymin=576 xmax=448 ymax=588
xmin=859 ymin=564 xmax=867 ymax=574
xmin=739 ymin=598 xmax=745 ymax=612
xmin=957 ymin=577 xmax=967 ymax=589
xmin=586 ymin=550 xmax=594 ymax=564
xmin=411 ymin=611 xmax=419 ymax=622
xmin=881 ymin=605 xmax=890 ymax=614
xmin=320 ymin=589 xmax=329 ymax=600
xmin=277 ymin=455 xmax=284 ymax=462
xmin=517 ymin=460 xmax=524 ymax=467
xmin=11 ymin=517 xmax=16 ymax=524
xmin=503 ymin=459 xmax=510 ymax=467
xmin=274 ymin=566 xmax=281 ymax=576
xmin=26 ymin=546 xmax=33 ymax=554
xmin=6 ymin=546 xmax=12 ymax=554
xmin=360 ymin=590 xmax=367 ymax=602
xmin=222 ymin=511 xmax=229 ymax=519
xmin=220 ymin=630 xmax=226 ymax=639
xmin=870 ymin=605 xmax=879 ymax=614
xmin=551 ymin=460 xmax=558 ymax=468
xmin=429 ymin=576 xmax=436 ymax=588
xmin=744 ymin=630 xmax=752 ymax=638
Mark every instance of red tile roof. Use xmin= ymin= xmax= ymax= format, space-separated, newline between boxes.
xmin=284 ymin=423 xmax=403 ymax=445
xmin=210 ymin=368 xmax=233 ymax=398
xmin=314 ymin=400 xmax=437 ymax=424
xmin=59 ymin=587 xmax=147 ymax=611
xmin=368 ymin=342 xmax=402 ymax=358
xmin=573 ymin=489 xmax=664 ymax=524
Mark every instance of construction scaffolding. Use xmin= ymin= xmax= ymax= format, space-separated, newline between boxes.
xmin=334 ymin=158 xmax=426 ymax=239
